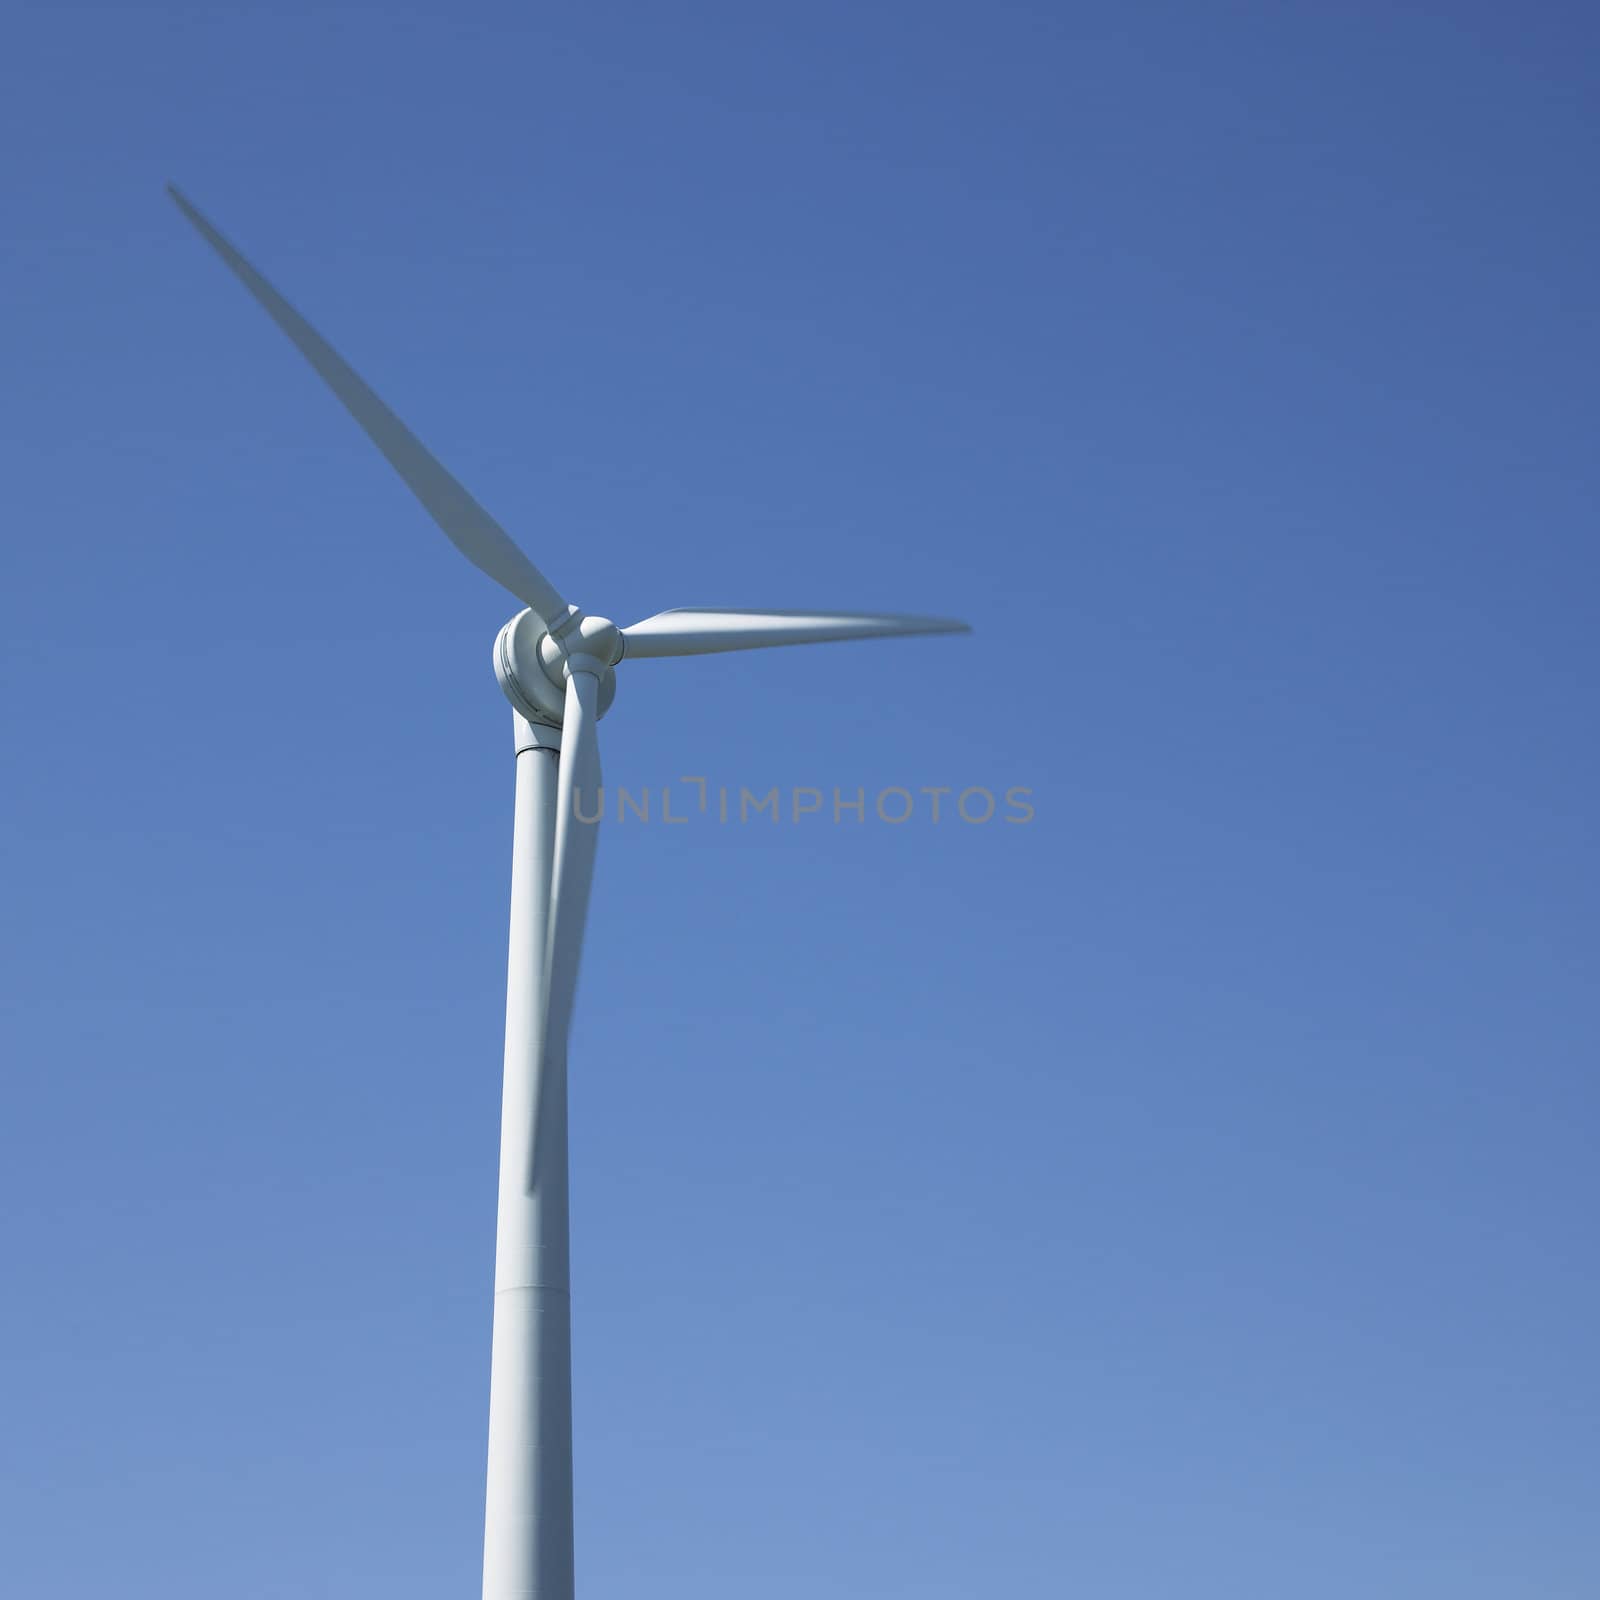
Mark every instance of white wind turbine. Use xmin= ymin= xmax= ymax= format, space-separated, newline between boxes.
xmin=169 ymin=186 xmax=971 ymax=1600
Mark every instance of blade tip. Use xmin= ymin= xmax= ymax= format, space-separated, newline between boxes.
xmin=165 ymin=182 xmax=200 ymax=222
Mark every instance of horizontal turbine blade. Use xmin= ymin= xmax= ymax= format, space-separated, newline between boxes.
xmin=166 ymin=184 xmax=570 ymax=630
xmin=620 ymin=608 xmax=971 ymax=659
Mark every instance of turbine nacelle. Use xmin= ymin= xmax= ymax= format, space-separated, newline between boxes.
xmin=495 ymin=609 xmax=620 ymax=728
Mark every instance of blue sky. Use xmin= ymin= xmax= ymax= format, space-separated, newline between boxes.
xmin=3 ymin=2 xmax=1597 ymax=1595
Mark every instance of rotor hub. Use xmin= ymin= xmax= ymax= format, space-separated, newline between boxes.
xmin=494 ymin=608 xmax=620 ymax=727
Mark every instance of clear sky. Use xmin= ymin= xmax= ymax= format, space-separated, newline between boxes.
xmin=3 ymin=2 xmax=1597 ymax=1596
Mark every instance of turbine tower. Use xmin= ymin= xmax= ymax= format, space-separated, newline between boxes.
xmin=168 ymin=187 xmax=970 ymax=1600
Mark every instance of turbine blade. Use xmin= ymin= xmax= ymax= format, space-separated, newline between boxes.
xmin=529 ymin=671 xmax=602 ymax=1175
xmin=620 ymin=608 xmax=972 ymax=659
xmin=166 ymin=185 xmax=569 ymax=630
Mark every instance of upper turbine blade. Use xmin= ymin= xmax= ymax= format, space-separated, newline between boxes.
xmin=166 ymin=185 xmax=569 ymax=630
xmin=620 ymin=608 xmax=972 ymax=659
xmin=529 ymin=670 xmax=603 ymax=1176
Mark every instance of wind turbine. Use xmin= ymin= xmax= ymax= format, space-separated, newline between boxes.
xmin=167 ymin=186 xmax=971 ymax=1600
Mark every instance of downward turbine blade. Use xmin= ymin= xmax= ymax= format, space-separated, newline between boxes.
xmin=166 ymin=185 xmax=569 ymax=630
xmin=545 ymin=672 xmax=603 ymax=1055
xmin=530 ymin=671 xmax=603 ymax=1175
xmin=620 ymin=608 xmax=972 ymax=659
